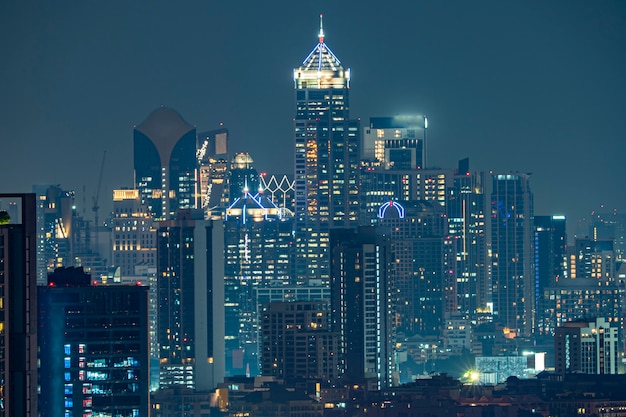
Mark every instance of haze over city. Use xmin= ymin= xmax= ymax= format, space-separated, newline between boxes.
xmin=1 ymin=1 xmax=625 ymax=230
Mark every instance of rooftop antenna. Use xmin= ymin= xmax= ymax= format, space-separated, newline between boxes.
xmin=318 ymin=14 xmax=324 ymax=43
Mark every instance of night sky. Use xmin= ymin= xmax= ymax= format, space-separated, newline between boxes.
xmin=1 ymin=1 xmax=625 ymax=236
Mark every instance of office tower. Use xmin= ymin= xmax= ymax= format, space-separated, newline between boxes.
xmin=112 ymin=189 xmax=157 ymax=277
xmin=555 ymin=318 xmax=621 ymax=375
xmin=490 ymin=173 xmax=534 ymax=337
xmin=32 ymin=185 xmax=75 ymax=285
xmin=228 ymin=153 xmax=260 ymax=203
xmin=361 ymin=115 xmax=427 ymax=169
xmin=377 ymin=200 xmax=456 ymax=338
xmin=260 ymin=301 xmax=339 ymax=382
xmin=293 ymin=16 xmax=360 ymax=283
xmin=260 ymin=174 xmax=295 ymax=212
xmin=157 ymin=211 xmax=224 ymax=391
xmin=0 ymin=194 xmax=38 ymax=417
xmin=534 ymin=215 xmax=568 ymax=335
xmin=134 ymin=107 xmax=197 ymax=220
xmin=330 ymin=227 xmax=394 ymax=389
xmin=573 ymin=237 xmax=616 ymax=282
xmin=197 ymin=126 xmax=229 ymax=211
xmin=223 ymin=189 xmax=293 ymax=376
xmin=38 ymin=267 xmax=149 ymax=417
xmin=447 ymin=159 xmax=488 ymax=321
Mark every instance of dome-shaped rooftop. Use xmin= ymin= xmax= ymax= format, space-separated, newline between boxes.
xmin=232 ymin=153 xmax=254 ymax=169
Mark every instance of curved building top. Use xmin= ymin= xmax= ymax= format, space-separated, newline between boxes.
xmin=293 ymin=14 xmax=350 ymax=90
xmin=135 ymin=107 xmax=195 ymax=161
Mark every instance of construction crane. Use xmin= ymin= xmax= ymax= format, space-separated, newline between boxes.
xmin=92 ymin=150 xmax=107 ymax=252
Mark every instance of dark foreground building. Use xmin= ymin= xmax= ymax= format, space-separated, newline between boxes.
xmin=38 ymin=267 xmax=149 ymax=417
xmin=0 ymin=193 xmax=38 ymax=417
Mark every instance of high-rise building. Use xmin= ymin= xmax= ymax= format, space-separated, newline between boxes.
xmin=134 ymin=107 xmax=197 ymax=220
xmin=490 ymin=173 xmax=535 ymax=337
xmin=157 ymin=211 xmax=225 ymax=391
xmin=361 ymin=115 xmax=426 ymax=169
xmin=377 ymin=200 xmax=456 ymax=338
xmin=293 ymin=16 xmax=360 ymax=283
xmin=0 ymin=194 xmax=38 ymax=417
xmin=542 ymin=278 xmax=623 ymax=338
xmin=260 ymin=301 xmax=339 ymax=382
xmin=534 ymin=215 xmax=568 ymax=335
xmin=330 ymin=226 xmax=394 ymax=389
xmin=446 ymin=159 xmax=488 ymax=321
xmin=223 ymin=190 xmax=294 ymax=376
xmin=554 ymin=318 xmax=622 ymax=375
xmin=197 ymin=126 xmax=229 ymax=211
xmin=38 ymin=267 xmax=149 ymax=417
xmin=111 ymin=189 xmax=157 ymax=277
xmin=572 ymin=237 xmax=615 ymax=282
xmin=32 ymin=185 xmax=75 ymax=285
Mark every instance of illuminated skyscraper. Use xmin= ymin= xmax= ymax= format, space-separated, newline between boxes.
xmin=157 ymin=211 xmax=225 ymax=391
xmin=490 ymin=173 xmax=534 ymax=337
xmin=0 ymin=194 xmax=38 ymax=417
xmin=134 ymin=107 xmax=197 ymax=220
xmin=293 ymin=16 xmax=360 ymax=283
xmin=223 ymin=190 xmax=294 ymax=376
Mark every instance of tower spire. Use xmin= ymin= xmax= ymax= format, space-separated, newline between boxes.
xmin=318 ymin=14 xmax=324 ymax=43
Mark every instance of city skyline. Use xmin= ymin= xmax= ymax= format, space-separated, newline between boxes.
xmin=1 ymin=1 xmax=625 ymax=231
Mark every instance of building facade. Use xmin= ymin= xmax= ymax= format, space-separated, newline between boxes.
xmin=555 ymin=318 xmax=622 ymax=375
xmin=260 ymin=301 xmax=339 ymax=382
xmin=38 ymin=267 xmax=149 ymax=417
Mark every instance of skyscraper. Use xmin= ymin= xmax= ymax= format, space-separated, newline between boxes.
xmin=0 ymin=194 xmax=38 ymax=417
xmin=32 ymin=185 xmax=75 ymax=285
xmin=293 ymin=15 xmax=360 ymax=283
xmin=134 ymin=107 xmax=197 ymax=220
xmin=445 ymin=159 xmax=488 ymax=321
xmin=330 ymin=226 xmax=394 ymax=389
xmin=490 ymin=173 xmax=534 ymax=337
xmin=157 ymin=211 xmax=225 ymax=391
xmin=534 ymin=215 xmax=568 ymax=335
xmin=223 ymin=189 xmax=294 ymax=376
xmin=197 ymin=126 xmax=229 ymax=211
